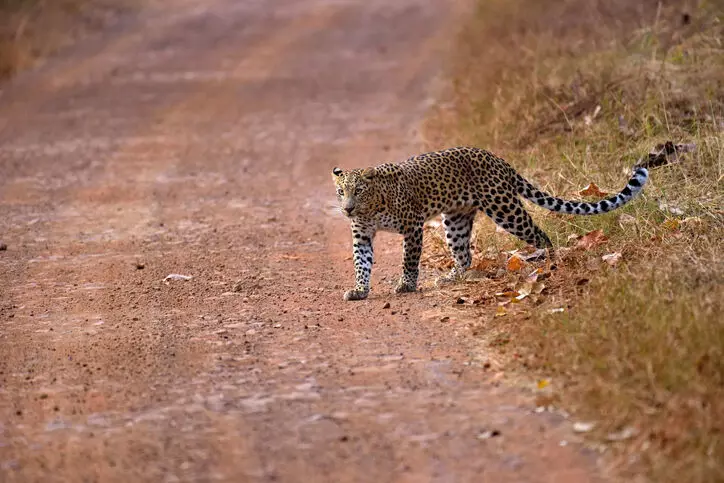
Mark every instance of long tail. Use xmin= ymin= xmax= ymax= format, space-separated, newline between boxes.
xmin=513 ymin=142 xmax=695 ymax=215
xmin=515 ymin=167 xmax=649 ymax=215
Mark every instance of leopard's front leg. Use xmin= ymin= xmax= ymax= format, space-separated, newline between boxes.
xmin=395 ymin=224 xmax=423 ymax=294
xmin=343 ymin=222 xmax=376 ymax=301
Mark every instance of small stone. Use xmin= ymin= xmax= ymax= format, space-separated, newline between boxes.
xmin=382 ymin=302 xmax=391 ymax=309
xmin=456 ymin=297 xmax=466 ymax=304
xmin=607 ymin=426 xmax=638 ymax=441
xmin=0 ymin=242 xmax=7 ymax=251
xmin=573 ymin=421 xmax=596 ymax=433
xmin=135 ymin=261 xmax=145 ymax=269
xmin=440 ymin=316 xmax=450 ymax=322
xmin=477 ymin=429 xmax=501 ymax=439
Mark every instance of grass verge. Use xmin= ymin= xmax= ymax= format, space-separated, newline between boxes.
xmin=424 ymin=0 xmax=723 ymax=480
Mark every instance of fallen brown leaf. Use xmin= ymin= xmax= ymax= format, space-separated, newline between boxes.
xmin=662 ymin=219 xmax=680 ymax=231
xmin=534 ymin=393 xmax=557 ymax=408
xmin=506 ymin=255 xmax=524 ymax=271
xmin=471 ymin=257 xmax=497 ymax=271
xmin=579 ymin=182 xmax=609 ymax=197
xmin=576 ymin=229 xmax=609 ymax=250
xmin=537 ymin=378 xmax=551 ymax=390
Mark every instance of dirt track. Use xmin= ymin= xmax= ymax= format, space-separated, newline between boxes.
xmin=1 ymin=1 xmax=604 ymax=481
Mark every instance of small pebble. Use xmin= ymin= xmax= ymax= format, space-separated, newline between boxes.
xmin=382 ymin=302 xmax=391 ymax=309
xmin=573 ymin=421 xmax=596 ymax=433
xmin=477 ymin=429 xmax=501 ymax=440
xmin=0 ymin=242 xmax=7 ymax=251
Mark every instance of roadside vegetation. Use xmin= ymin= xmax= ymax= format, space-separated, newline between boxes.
xmin=424 ymin=0 xmax=723 ymax=481
xmin=0 ymin=0 xmax=134 ymax=79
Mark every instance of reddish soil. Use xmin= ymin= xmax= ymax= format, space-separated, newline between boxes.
xmin=1 ymin=1 xmax=605 ymax=481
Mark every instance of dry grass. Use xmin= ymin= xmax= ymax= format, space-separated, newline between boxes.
xmin=424 ymin=0 xmax=724 ymax=481
xmin=0 ymin=0 xmax=135 ymax=79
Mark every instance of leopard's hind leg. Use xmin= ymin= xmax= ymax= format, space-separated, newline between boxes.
xmin=483 ymin=196 xmax=553 ymax=250
xmin=436 ymin=210 xmax=476 ymax=286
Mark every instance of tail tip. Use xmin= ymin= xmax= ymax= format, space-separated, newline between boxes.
xmin=634 ymin=166 xmax=649 ymax=177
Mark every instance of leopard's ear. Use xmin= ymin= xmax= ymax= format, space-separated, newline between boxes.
xmin=360 ymin=167 xmax=377 ymax=180
xmin=332 ymin=167 xmax=343 ymax=176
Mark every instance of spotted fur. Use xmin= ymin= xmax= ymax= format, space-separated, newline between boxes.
xmin=333 ymin=144 xmax=688 ymax=301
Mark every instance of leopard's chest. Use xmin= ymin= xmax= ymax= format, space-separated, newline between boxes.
xmin=373 ymin=210 xmax=405 ymax=232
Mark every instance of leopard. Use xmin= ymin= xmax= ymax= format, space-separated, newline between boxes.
xmin=332 ymin=142 xmax=692 ymax=301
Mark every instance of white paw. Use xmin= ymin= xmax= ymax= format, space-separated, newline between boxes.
xmin=343 ymin=289 xmax=369 ymax=301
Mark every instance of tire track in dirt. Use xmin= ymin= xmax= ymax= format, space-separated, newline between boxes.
xmin=1 ymin=1 xmax=605 ymax=481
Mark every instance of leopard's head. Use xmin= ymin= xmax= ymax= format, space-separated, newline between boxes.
xmin=331 ymin=167 xmax=381 ymax=218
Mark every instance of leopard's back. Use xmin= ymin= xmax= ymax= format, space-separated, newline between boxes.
xmin=395 ymin=146 xmax=517 ymax=221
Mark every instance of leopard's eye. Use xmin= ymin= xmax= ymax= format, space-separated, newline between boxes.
xmin=336 ymin=188 xmax=344 ymax=196
xmin=355 ymin=186 xmax=363 ymax=194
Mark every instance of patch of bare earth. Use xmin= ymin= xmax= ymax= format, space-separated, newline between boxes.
xmin=0 ymin=0 xmax=137 ymax=80
xmin=1 ymin=0 xmax=608 ymax=481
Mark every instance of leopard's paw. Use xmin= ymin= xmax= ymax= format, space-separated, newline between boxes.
xmin=435 ymin=269 xmax=464 ymax=288
xmin=343 ymin=288 xmax=369 ymax=301
xmin=394 ymin=279 xmax=417 ymax=294
xmin=435 ymin=275 xmax=457 ymax=288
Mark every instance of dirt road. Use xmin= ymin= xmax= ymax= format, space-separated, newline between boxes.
xmin=1 ymin=1 xmax=604 ymax=481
